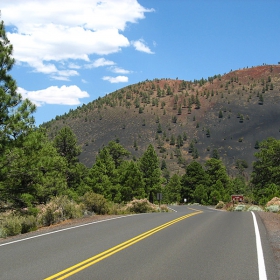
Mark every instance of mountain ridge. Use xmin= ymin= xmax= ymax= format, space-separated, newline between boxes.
xmin=42 ymin=64 xmax=280 ymax=177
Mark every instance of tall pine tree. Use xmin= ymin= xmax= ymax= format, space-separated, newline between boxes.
xmin=0 ymin=18 xmax=36 ymax=151
xmin=139 ymin=144 xmax=162 ymax=202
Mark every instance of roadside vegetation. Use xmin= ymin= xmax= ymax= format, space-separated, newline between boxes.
xmin=0 ymin=18 xmax=279 ymax=238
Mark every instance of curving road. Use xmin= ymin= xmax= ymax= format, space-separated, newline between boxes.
xmin=0 ymin=205 xmax=278 ymax=279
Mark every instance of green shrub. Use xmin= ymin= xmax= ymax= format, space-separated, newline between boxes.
xmin=265 ymin=205 xmax=280 ymax=213
xmin=106 ymin=202 xmax=128 ymax=215
xmin=20 ymin=215 xmax=38 ymax=233
xmin=38 ymin=196 xmax=83 ymax=226
xmin=159 ymin=204 xmax=169 ymax=212
xmin=38 ymin=207 xmax=55 ymax=226
xmin=0 ymin=227 xmax=7 ymax=238
xmin=234 ymin=205 xmax=246 ymax=211
xmin=125 ymin=198 xmax=157 ymax=213
xmin=82 ymin=192 xmax=109 ymax=215
xmin=247 ymin=206 xmax=263 ymax=212
xmin=215 ymin=201 xmax=225 ymax=209
xmin=1 ymin=216 xmax=22 ymax=236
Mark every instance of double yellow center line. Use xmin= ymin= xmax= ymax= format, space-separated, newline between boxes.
xmin=45 ymin=209 xmax=203 ymax=279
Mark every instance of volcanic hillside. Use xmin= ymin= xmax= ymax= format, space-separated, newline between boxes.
xmin=43 ymin=65 xmax=280 ymax=176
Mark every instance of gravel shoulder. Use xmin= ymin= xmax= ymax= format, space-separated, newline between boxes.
xmin=258 ymin=212 xmax=280 ymax=278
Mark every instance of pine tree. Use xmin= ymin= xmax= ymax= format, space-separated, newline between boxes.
xmin=161 ymin=159 xmax=167 ymax=170
xmin=176 ymin=134 xmax=183 ymax=147
xmin=178 ymin=105 xmax=182 ymax=115
xmin=53 ymin=127 xmax=90 ymax=192
xmin=164 ymin=174 xmax=182 ymax=203
xmin=251 ymin=138 xmax=280 ymax=204
xmin=106 ymin=141 xmax=130 ymax=168
xmin=118 ymin=161 xmax=145 ymax=202
xmin=181 ymin=161 xmax=208 ymax=203
xmin=0 ymin=18 xmax=36 ymax=151
xmin=53 ymin=126 xmax=81 ymax=166
xmin=170 ymin=134 xmax=175 ymax=145
xmin=195 ymin=95 xmax=201 ymax=109
xmin=259 ymin=94 xmax=264 ymax=104
xmin=1 ymin=130 xmax=68 ymax=207
xmin=87 ymin=148 xmax=116 ymax=200
xmin=139 ymin=144 xmax=161 ymax=202
xmin=211 ymin=148 xmax=220 ymax=159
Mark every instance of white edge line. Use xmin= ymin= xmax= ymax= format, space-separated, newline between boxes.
xmin=167 ymin=206 xmax=177 ymax=212
xmin=0 ymin=215 xmax=138 ymax=247
xmin=251 ymin=211 xmax=267 ymax=280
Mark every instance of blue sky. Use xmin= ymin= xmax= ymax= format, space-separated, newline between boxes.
xmin=2 ymin=0 xmax=280 ymax=126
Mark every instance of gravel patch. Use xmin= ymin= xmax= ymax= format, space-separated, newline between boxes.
xmin=258 ymin=212 xmax=280 ymax=278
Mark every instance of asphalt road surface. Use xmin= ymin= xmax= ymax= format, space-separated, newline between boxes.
xmin=0 ymin=205 xmax=278 ymax=279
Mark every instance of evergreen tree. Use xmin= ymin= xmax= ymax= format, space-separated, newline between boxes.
xmin=178 ymin=106 xmax=182 ymax=115
xmin=172 ymin=115 xmax=177 ymax=123
xmin=251 ymin=137 xmax=280 ymax=204
xmin=192 ymin=148 xmax=199 ymax=159
xmin=254 ymin=140 xmax=260 ymax=149
xmin=0 ymin=130 xmax=68 ymax=207
xmin=53 ymin=127 xmax=86 ymax=191
xmin=162 ymin=168 xmax=170 ymax=183
xmin=231 ymin=176 xmax=248 ymax=195
xmin=211 ymin=148 xmax=220 ymax=159
xmin=259 ymin=94 xmax=264 ymax=104
xmin=53 ymin=126 xmax=81 ymax=166
xmin=181 ymin=161 xmax=208 ymax=203
xmin=157 ymin=86 xmax=162 ymax=97
xmin=164 ymin=174 xmax=182 ymax=203
xmin=195 ymin=95 xmax=201 ymax=109
xmin=170 ymin=134 xmax=175 ymax=145
xmin=189 ymin=141 xmax=194 ymax=153
xmin=176 ymin=134 xmax=183 ymax=147
xmin=205 ymin=158 xmax=231 ymax=201
xmin=0 ymin=19 xmax=36 ymax=152
xmin=193 ymin=184 xmax=208 ymax=204
xmin=87 ymin=148 xmax=116 ymax=200
xmin=139 ymin=144 xmax=161 ymax=202
xmin=106 ymin=141 xmax=130 ymax=168
xmin=157 ymin=123 xmax=162 ymax=133
xmin=118 ymin=161 xmax=145 ymax=202
xmin=161 ymin=159 xmax=167 ymax=170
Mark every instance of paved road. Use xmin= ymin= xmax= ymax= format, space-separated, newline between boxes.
xmin=0 ymin=205 xmax=278 ymax=279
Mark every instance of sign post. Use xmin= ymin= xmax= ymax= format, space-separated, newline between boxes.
xmin=231 ymin=194 xmax=244 ymax=207
xmin=157 ymin=193 xmax=162 ymax=208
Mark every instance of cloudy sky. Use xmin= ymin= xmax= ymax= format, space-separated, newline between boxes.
xmin=2 ymin=0 xmax=280 ymax=125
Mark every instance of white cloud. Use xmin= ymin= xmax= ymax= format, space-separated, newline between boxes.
xmin=86 ymin=58 xmax=116 ymax=69
xmin=109 ymin=66 xmax=131 ymax=74
xmin=132 ymin=39 xmax=154 ymax=54
xmin=68 ymin=63 xmax=81 ymax=69
xmin=2 ymin=0 xmax=154 ymax=78
xmin=102 ymin=76 xmax=128 ymax=83
xmin=18 ymin=85 xmax=89 ymax=106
